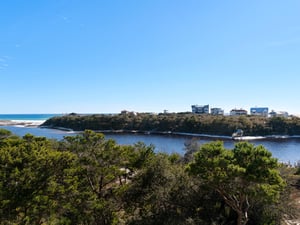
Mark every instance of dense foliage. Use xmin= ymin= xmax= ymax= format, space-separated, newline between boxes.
xmin=0 ymin=128 xmax=298 ymax=224
xmin=41 ymin=113 xmax=300 ymax=136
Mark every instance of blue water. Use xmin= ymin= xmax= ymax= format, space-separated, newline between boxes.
xmin=1 ymin=125 xmax=300 ymax=165
xmin=106 ymin=133 xmax=300 ymax=165
xmin=0 ymin=126 xmax=77 ymax=139
xmin=0 ymin=114 xmax=61 ymax=121
xmin=0 ymin=114 xmax=299 ymax=164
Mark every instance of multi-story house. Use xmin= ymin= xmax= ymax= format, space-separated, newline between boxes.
xmin=230 ymin=108 xmax=247 ymax=116
xmin=250 ymin=107 xmax=269 ymax=117
xmin=269 ymin=110 xmax=289 ymax=118
xmin=211 ymin=108 xmax=224 ymax=115
xmin=191 ymin=105 xmax=209 ymax=114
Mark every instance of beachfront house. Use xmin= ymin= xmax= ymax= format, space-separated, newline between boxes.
xmin=250 ymin=107 xmax=269 ymax=117
xmin=230 ymin=108 xmax=248 ymax=116
xmin=211 ymin=108 xmax=224 ymax=115
xmin=191 ymin=104 xmax=209 ymax=114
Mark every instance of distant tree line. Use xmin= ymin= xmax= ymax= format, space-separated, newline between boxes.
xmin=41 ymin=113 xmax=300 ymax=136
xmin=0 ymin=128 xmax=298 ymax=225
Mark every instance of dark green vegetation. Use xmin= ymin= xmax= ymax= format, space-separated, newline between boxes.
xmin=41 ymin=113 xmax=300 ymax=136
xmin=0 ymin=128 xmax=299 ymax=225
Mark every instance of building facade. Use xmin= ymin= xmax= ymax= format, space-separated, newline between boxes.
xmin=250 ymin=107 xmax=269 ymax=117
xmin=230 ymin=109 xmax=248 ymax=116
xmin=269 ymin=110 xmax=289 ymax=118
xmin=211 ymin=108 xmax=224 ymax=115
xmin=191 ymin=105 xmax=209 ymax=114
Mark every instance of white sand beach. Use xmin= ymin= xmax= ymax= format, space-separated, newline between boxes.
xmin=0 ymin=120 xmax=45 ymax=127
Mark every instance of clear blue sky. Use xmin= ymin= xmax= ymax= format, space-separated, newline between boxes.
xmin=1 ymin=0 xmax=300 ymax=115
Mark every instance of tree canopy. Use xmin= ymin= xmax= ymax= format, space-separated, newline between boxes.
xmin=187 ymin=141 xmax=286 ymax=225
xmin=0 ymin=129 xmax=297 ymax=224
xmin=41 ymin=113 xmax=300 ymax=136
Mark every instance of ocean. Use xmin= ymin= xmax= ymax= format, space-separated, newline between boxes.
xmin=0 ymin=114 xmax=61 ymax=121
xmin=0 ymin=114 xmax=73 ymax=140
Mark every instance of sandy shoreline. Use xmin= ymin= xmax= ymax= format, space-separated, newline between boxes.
xmin=0 ymin=120 xmax=45 ymax=127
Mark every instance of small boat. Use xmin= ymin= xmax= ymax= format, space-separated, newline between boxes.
xmin=232 ymin=129 xmax=244 ymax=139
xmin=232 ymin=129 xmax=265 ymax=141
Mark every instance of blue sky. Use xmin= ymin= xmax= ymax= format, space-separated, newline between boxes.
xmin=1 ymin=0 xmax=300 ymax=115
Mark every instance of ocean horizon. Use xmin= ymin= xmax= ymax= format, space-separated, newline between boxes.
xmin=0 ymin=114 xmax=62 ymax=121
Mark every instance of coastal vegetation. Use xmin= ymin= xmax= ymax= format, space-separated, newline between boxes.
xmin=0 ymin=128 xmax=299 ymax=224
xmin=41 ymin=112 xmax=300 ymax=136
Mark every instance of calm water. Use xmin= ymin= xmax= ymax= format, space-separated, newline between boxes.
xmin=1 ymin=126 xmax=300 ymax=165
